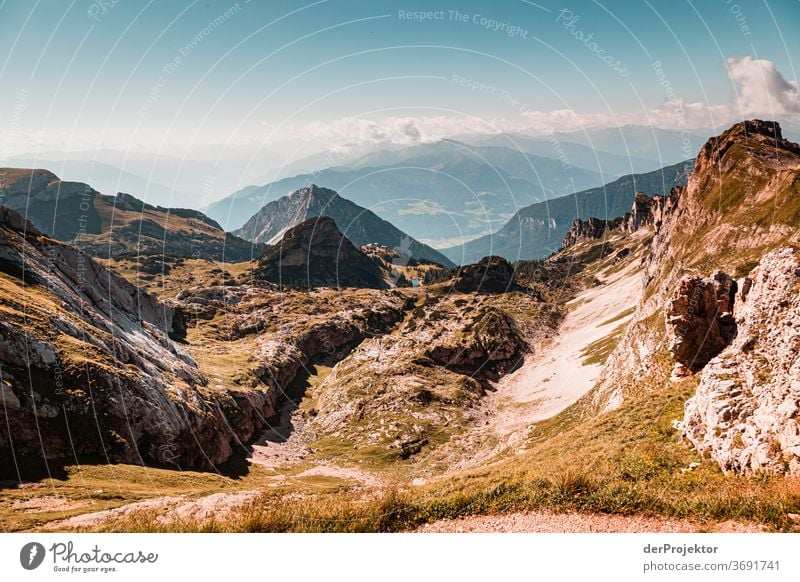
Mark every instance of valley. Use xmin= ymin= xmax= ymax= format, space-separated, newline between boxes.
xmin=1 ymin=120 xmax=799 ymax=533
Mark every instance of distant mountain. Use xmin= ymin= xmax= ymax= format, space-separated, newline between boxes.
xmin=5 ymin=146 xmax=280 ymax=209
xmin=250 ymin=216 xmax=387 ymax=289
xmin=234 ymin=185 xmax=454 ymax=268
xmin=202 ymin=140 xmax=606 ymax=246
xmin=441 ymin=159 xmax=694 ymax=264
xmin=552 ymin=125 xmax=709 ymax=165
xmin=0 ymin=168 xmax=260 ymax=261
xmin=469 ymin=133 xmax=661 ymax=176
xmin=0 ymin=157 xmax=184 ymax=203
xmin=252 ymin=142 xmax=403 ymax=183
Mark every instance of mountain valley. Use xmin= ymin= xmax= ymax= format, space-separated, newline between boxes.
xmin=1 ymin=121 xmax=799 ymax=534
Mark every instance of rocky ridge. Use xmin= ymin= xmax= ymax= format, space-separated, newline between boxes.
xmin=592 ymin=120 xmax=800 ymax=474
xmin=248 ymin=216 xmax=389 ymax=289
xmin=443 ymin=160 xmax=692 ymax=264
xmin=0 ymin=168 xmax=260 ymax=262
xmin=561 ymin=191 xmax=670 ymax=249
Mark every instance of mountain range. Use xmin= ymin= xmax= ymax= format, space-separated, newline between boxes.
xmin=2 ymin=120 xmax=800 ymax=533
xmin=202 ymin=140 xmax=609 ymax=246
xmin=441 ymin=159 xmax=694 ymax=264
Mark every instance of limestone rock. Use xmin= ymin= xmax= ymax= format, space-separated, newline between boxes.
xmin=680 ymin=247 xmax=800 ymax=475
xmin=251 ymin=216 xmax=388 ymax=289
xmin=234 ymin=184 xmax=453 ymax=267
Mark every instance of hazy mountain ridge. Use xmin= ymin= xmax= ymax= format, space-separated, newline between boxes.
xmin=0 ymin=168 xmax=261 ymax=262
xmin=202 ymin=140 xmax=608 ymax=245
xmin=442 ymin=159 xmax=693 ymax=264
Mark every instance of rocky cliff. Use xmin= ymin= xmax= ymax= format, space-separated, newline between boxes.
xmin=561 ymin=192 xmax=669 ymax=250
xmin=0 ymin=206 xmax=222 ymax=468
xmin=593 ymin=120 xmax=800 ymax=475
xmin=0 ymin=203 xmax=420 ymax=471
xmin=677 ymin=247 xmax=800 ymax=475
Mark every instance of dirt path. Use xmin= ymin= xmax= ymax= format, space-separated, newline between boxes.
xmin=417 ymin=510 xmax=765 ymax=533
xmin=44 ymin=492 xmax=261 ymax=530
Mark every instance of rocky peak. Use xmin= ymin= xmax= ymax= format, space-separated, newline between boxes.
xmin=251 ymin=216 xmax=388 ymax=289
xmin=0 ymin=168 xmax=58 ymax=194
xmin=629 ymin=191 xmax=665 ymax=230
xmin=234 ymin=185 xmax=454 ymax=267
xmin=693 ymin=120 xmax=800 ymax=181
xmin=453 ymin=256 xmax=516 ymax=293
xmin=561 ymin=216 xmax=623 ymax=249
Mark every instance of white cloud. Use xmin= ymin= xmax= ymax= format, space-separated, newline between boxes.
xmin=301 ymin=115 xmax=510 ymax=147
xmin=292 ymin=57 xmax=799 ymax=149
xmin=521 ymin=109 xmax=614 ymax=134
xmin=725 ymin=56 xmax=800 ymax=117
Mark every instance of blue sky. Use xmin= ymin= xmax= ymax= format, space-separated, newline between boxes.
xmin=0 ymin=0 xmax=798 ymax=155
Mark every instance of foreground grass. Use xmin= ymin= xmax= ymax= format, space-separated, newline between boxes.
xmin=92 ymin=377 xmax=800 ymax=533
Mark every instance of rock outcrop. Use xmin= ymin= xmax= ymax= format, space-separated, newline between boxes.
xmin=301 ymin=290 xmax=550 ymax=461
xmin=426 ymin=306 xmax=526 ymax=379
xmin=679 ymin=247 xmax=800 ymax=475
xmin=665 ymin=271 xmax=737 ymax=375
xmin=561 ymin=192 xmax=667 ymax=250
xmin=452 ymin=256 xmax=516 ymax=293
xmin=250 ymin=216 xmax=388 ymax=289
xmin=446 ymin=160 xmax=692 ymax=263
xmin=0 ymin=206 xmax=223 ymax=468
xmin=593 ymin=120 xmax=800 ymax=425
xmin=0 ymin=205 xmax=414 ymax=470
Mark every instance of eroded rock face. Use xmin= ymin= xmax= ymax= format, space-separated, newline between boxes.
xmin=426 ymin=306 xmax=526 ymax=380
xmin=679 ymin=247 xmax=800 ymax=475
xmin=0 ymin=204 xmax=416 ymax=470
xmin=560 ymin=192 xmax=668 ymax=251
xmin=301 ymin=291 xmax=549 ymax=460
xmin=0 ymin=207 xmax=227 ymax=468
xmin=665 ymin=271 xmax=738 ymax=375
xmin=627 ymin=191 xmax=665 ymax=231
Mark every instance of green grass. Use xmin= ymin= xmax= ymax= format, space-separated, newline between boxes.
xmin=580 ymin=322 xmax=629 ymax=366
xmin=599 ymin=306 xmax=636 ymax=327
xmin=75 ymin=374 xmax=800 ymax=533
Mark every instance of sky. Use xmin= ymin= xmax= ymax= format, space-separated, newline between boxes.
xmin=0 ymin=0 xmax=798 ymax=166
